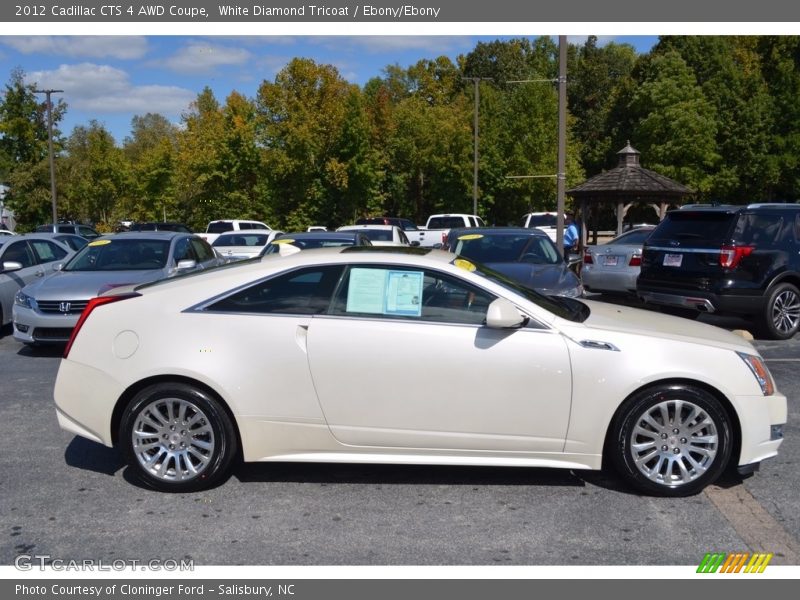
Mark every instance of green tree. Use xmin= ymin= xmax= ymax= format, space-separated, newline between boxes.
xmin=174 ymin=87 xmax=227 ymax=230
xmin=654 ymin=36 xmax=777 ymax=201
xmin=61 ymin=121 xmax=129 ymax=226
xmin=569 ymin=36 xmax=638 ymax=175
xmin=121 ymin=113 xmax=179 ymax=222
xmin=256 ymin=58 xmax=369 ymax=230
xmin=627 ymin=50 xmax=720 ymax=196
xmin=0 ymin=68 xmax=66 ymax=229
xmin=758 ymin=36 xmax=800 ymax=200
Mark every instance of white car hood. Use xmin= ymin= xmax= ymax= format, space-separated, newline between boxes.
xmin=562 ymin=299 xmax=755 ymax=352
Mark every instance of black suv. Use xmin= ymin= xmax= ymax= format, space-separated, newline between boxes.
xmin=637 ymin=203 xmax=800 ymax=339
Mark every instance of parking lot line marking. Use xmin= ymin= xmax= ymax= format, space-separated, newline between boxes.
xmin=704 ymin=484 xmax=800 ymax=565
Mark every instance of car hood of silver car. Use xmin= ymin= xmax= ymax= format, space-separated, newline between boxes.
xmin=22 ymin=268 xmax=171 ymax=301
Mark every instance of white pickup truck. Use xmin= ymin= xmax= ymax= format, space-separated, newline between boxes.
xmin=198 ymin=219 xmax=272 ymax=245
xmin=418 ymin=214 xmax=485 ymax=248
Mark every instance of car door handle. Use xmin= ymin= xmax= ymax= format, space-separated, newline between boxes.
xmin=295 ymin=325 xmax=309 ymax=354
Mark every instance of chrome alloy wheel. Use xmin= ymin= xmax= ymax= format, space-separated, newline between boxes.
xmin=131 ymin=397 xmax=215 ymax=482
xmin=629 ymin=399 xmax=718 ymax=486
xmin=771 ymin=288 xmax=800 ymax=335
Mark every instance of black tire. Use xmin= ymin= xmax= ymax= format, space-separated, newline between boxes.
xmin=758 ymin=282 xmax=800 ymax=340
xmin=119 ymin=382 xmax=237 ymax=493
xmin=659 ymin=306 xmax=699 ymax=320
xmin=611 ymin=385 xmax=732 ymax=497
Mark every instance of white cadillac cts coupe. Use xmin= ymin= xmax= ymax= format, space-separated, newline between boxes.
xmin=53 ymin=247 xmax=786 ymax=496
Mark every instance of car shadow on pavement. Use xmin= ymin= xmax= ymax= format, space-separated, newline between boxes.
xmin=234 ymin=462 xmax=599 ymax=489
xmin=64 ymin=437 xmax=125 ymax=476
xmin=16 ymin=343 xmax=66 ymax=358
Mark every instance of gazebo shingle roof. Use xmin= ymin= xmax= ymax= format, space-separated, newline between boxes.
xmin=567 ymin=142 xmax=692 ymax=199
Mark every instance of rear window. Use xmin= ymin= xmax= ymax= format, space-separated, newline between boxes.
xmin=649 ymin=212 xmax=735 ymax=245
xmin=523 ymin=214 xmax=557 ymax=228
xmin=207 ymin=222 xmax=235 ymax=234
xmin=360 ymin=229 xmax=393 ymax=242
xmin=428 ymin=217 xmax=469 ymax=229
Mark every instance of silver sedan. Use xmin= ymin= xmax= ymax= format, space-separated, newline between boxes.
xmin=581 ymin=226 xmax=655 ymax=295
xmin=12 ymin=232 xmax=223 ymax=344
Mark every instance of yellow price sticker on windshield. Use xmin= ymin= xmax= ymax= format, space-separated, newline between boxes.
xmin=454 ymin=258 xmax=476 ymax=272
xmin=272 ymin=239 xmax=295 ymax=244
xmin=457 ymin=234 xmax=483 ymax=241
xmin=88 ymin=239 xmax=111 ymax=246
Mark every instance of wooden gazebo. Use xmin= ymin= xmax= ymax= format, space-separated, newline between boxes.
xmin=567 ymin=142 xmax=693 ymax=244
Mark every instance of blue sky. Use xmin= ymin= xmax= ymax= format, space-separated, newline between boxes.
xmin=0 ymin=35 xmax=658 ymax=143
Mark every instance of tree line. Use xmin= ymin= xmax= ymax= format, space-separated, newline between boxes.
xmin=1 ymin=35 xmax=798 ymax=233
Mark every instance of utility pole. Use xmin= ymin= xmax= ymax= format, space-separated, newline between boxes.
xmin=556 ymin=35 xmax=567 ymax=253
xmin=463 ymin=77 xmax=492 ymax=216
xmin=33 ymin=89 xmax=63 ymax=225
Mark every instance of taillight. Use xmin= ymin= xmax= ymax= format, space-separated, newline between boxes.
xmin=63 ymin=293 xmax=141 ymax=359
xmin=583 ymin=249 xmax=593 ymax=264
xmin=719 ymin=245 xmax=754 ymax=269
xmin=629 ymin=253 xmax=642 ymax=267
xmin=441 ymin=232 xmax=448 ymax=245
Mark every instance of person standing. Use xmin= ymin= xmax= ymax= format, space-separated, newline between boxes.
xmin=563 ymin=214 xmax=579 ymax=254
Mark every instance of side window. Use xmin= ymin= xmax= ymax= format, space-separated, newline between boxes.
xmin=735 ymin=214 xmax=783 ymax=247
xmin=2 ymin=241 xmax=35 ymax=268
xmin=190 ymin=238 xmax=215 ymax=262
xmin=173 ymin=238 xmax=196 ymax=263
xmin=331 ymin=265 xmax=494 ymax=325
xmin=206 ymin=265 xmax=345 ymax=315
xmin=30 ymin=240 xmax=68 ymax=264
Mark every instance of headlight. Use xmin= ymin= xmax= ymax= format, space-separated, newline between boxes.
xmin=736 ymin=352 xmax=775 ymax=396
xmin=14 ymin=290 xmax=33 ymax=309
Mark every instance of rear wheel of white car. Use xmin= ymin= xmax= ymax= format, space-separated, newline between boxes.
xmin=120 ymin=383 xmax=237 ymax=493
xmin=612 ymin=385 xmax=732 ymax=497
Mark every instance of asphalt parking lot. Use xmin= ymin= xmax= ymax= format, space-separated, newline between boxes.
xmin=1 ymin=301 xmax=798 ymax=566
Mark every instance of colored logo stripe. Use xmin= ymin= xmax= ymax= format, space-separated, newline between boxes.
xmin=697 ymin=552 xmax=773 ymax=573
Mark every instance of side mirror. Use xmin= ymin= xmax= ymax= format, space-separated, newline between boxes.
xmin=485 ymin=297 xmax=526 ymax=329
xmin=176 ymin=259 xmax=197 ymax=271
xmin=2 ymin=261 xmax=23 ymax=273
xmin=410 ymin=241 xmax=420 ymax=247
xmin=52 ymin=262 xmax=64 ymax=271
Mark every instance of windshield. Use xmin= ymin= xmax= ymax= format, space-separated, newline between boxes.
xmin=359 ymin=229 xmax=393 ymax=242
xmin=213 ymin=233 xmax=270 ymax=247
xmin=263 ymin=237 xmax=359 ymax=254
xmin=64 ymin=239 xmax=170 ymax=271
xmin=465 ymin=259 xmax=589 ymax=322
xmin=609 ymin=228 xmax=654 ymax=245
xmin=454 ymin=234 xmax=560 ymax=265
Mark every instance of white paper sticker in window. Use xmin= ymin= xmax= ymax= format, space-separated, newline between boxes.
xmin=385 ymin=271 xmax=423 ymax=317
xmin=346 ymin=268 xmax=387 ymax=314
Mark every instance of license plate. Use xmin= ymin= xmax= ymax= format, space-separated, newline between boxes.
xmin=602 ymin=255 xmax=619 ymax=267
xmin=664 ymin=253 xmax=683 ymax=267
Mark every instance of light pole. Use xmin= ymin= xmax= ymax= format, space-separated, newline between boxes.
xmin=33 ymin=89 xmax=63 ymax=225
xmin=504 ymin=35 xmax=569 ymax=253
xmin=463 ymin=77 xmax=492 ymax=216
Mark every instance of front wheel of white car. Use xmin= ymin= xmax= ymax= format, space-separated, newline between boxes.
xmin=119 ymin=383 xmax=238 ymax=493
xmin=611 ymin=385 xmax=732 ymax=497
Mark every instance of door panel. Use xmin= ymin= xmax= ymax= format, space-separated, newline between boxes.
xmin=307 ymin=317 xmax=572 ymax=452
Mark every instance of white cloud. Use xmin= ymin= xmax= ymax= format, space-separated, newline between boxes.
xmin=314 ymin=36 xmax=477 ymax=55
xmin=161 ymin=41 xmax=252 ymax=74
xmin=0 ymin=36 xmax=148 ymax=60
xmin=25 ymin=63 xmax=195 ymax=116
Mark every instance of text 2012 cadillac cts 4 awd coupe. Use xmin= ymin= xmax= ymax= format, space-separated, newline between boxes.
xmin=53 ymin=247 xmax=786 ymax=496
